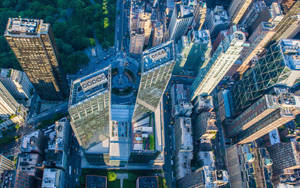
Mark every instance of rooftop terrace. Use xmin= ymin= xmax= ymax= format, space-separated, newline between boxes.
xmin=279 ymin=39 xmax=300 ymax=70
xmin=142 ymin=41 xmax=175 ymax=72
xmin=69 ymin=66 xmax=111 ymax=106
xmin=5 ymin=17 xmax=49 ymax=35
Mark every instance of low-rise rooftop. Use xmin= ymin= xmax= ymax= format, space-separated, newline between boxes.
xmin=279 ymin=39 xmax=300 ymax=70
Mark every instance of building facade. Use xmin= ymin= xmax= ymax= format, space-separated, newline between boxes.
xmin=226 ymin=143 xmax=273 ymax=188
xmin=175 ymin=30 xmax=212 ymax=75
xmin=132 ymin=41 xmax=175 ymax=121
xmin=152 ymin=22 xmax=164 ymax=47
xmin=68 ymin=67 xmax=111 ymax=150
xmin=0 ymin=155 xmax=14 ymax=175
xmin=4 ymin=18 xmax=68 ymax=100
xmin=0 ymin=69 xmax=34 ymax=100
xmin=205 ymin=6 xmax=230 ymax=38
xmin=0 ymin=81 xmax=26 ymax=119
xmin=233 ymin=39 xmax=300 ymax=113
xmin=168 ymin=4 xmax=193 ymax=41
xmin=191 ymin=26 xmax=246 ymax=100
xmin=228 ymin=0 xmax=253 ymax=24
xmin=268 ymin=141 xmax=300 ymax=178
xmin=237 ymin=22 xmax=276 ymax=74
xmin=228 ymin=88 xmax=300 ymax=144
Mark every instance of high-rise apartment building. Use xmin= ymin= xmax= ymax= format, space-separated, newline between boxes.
xmin=191 ymin=26 xmax=246 ymax=100
xmin=138 ymin=11 xmax=152 ymax=46
xmin=152 ymin=22 xmax=164 ymax=47
xmin=168 ymin=4 xmax=194 ymax=41
xmin=0 ymin=69 xmax=33 ymax=100
xmin=132 ymin=41 xmax=175 ymax=121
xmin=0 ymin=155 xmax=14 ymax=175
xmin=268 ymin=141 xmax=300 ymax=176
xmin=233 ymin=39 xmax=300 ymax=112
xmin=129 ymin=31 xmax=145 ymax=55
xmin=226 ymin=143 xmax=273 ymax=188
xmin=0 ymin=81 xmax=26 ymax=118
xmin=194 ymin=111 xmax=218 ymax=141
xmin=4 ymin=18 xmax=68 ymax=100
xmin=228 ymin=0 xmax=253 ymax=24
xmin=239 ymin=0 xmax=267 ymax=30
xmin=1 ymin=170 xmax=34 ymax=188
xmin=176 ymin=30 xmax=212 ymax=74
xmin=68 ymin=67 xmax=111 ymax=150
xmin=272 ymin=1 xmax=300 ymax=41
xmin=227 ymin=88 xmax=300 ymax=144
xmin=237 ymin=22 xmax=276 ymax=74
xmin=129 ymin=0 xmax=152 ymax=54
xmin=193 ymin=1 xmax=207 ymax=31
xmin=205 ymin=6 xmax=230 ymax=38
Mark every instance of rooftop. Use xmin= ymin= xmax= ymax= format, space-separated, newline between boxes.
xmin=279 ymin=39 xmax=300 ymax=70
xmin=177 ymin=4 xmax=193 ymax=19
xmin=69 ymin=66 xmax=111 ymax=105
xmin=136 ymin=176 xmax=158 ymax=188
xmin=42 ymin=168 xmax=62 ymax=188
xmin=5 ymin=17 xmax=49 ymax=36
xmin=176 ymin=117 xmax=193 ymax=151
xmin=0 ymin=69 xmax=10 ymax=78
xmin=21 ymin=130 xmax=42 ymax=153
xmin=142 ymin=41 xmax=175 ymax=72
xmin=192 ymin=30 xmax=211 ymax=43
xmin=86 ymin=175 xmax=107 ymax=188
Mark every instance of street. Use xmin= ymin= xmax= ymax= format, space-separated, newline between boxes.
xmin=66 ymin=133 xmax=81 ymax=188
xmin=162 ymin=85 xmax=176 ymax=188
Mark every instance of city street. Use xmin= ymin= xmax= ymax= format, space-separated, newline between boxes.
xmin=66 ymin=134 xmax=81 ymax=188
xmin=162 ymin=86 xmax=176 ymax=188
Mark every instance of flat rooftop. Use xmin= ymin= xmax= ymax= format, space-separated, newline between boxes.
xmin=142 ymin=41 xmax=175 ymax=72
xmin=137 ymin=176 xmax=158 ymax=188
xmin=69 ymin=66 xmax=110 ymax=105
xmin=42 ymin=168 xmax=62 ymax=188
xmin=5 ymin=17 xmax=49 ymax=36
xmin=279 ymin=39 xmax=300 ymax=70
xmin=193 ymin=30 xmax=211 ymax=43
xmin=86 ymin=175 xmax=107 ymax=188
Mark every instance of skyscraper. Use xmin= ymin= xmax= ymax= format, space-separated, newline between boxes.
xmin=193 ymin=0 xmax=207 ymax=31
xmin=0 ymin=69 xmax=34 ymax=100
xmin=152 ymin=22 xmax=164 ymax=47
xmin=129 ymin=0 xmax=152 ymax=54
xmin=272 ymin=1 xmax=300 ymax=41
xmin=4 ymin=18 xmax=68 ymax=100
xmin=228 ymin=0 xmax=253 ymax=24
xmin=68 ymin=67 xmax=111 ymax=150
xmin=0 ymin=155 xmax=14 ymax=175
xmin=168 ymin=4 xmax=194 ymax=41
xmin=227 ymin=87 xmax=300 ymax=144
xmin=129 ymin=31 xmax=145 ymax=54
xmin=268 ymin=141 xmax=300 ymax=176
xmin=205 ymin=6 xmax=230 ymax=38
xmin=226 ymin=143 xmax=273 ymax=188
xmin=233 ymin=39 xmax=300 ymax=112
xmin=175 ymin=30 xmax=212 ymax=74
xmin=237 ymin=22 xmax=276 ymax=74
xmin=191 ymin=26 xmax=246 ymax=100
xmin=132 ymin=41 xmax=175 ymax=121
xmin=0 ymin=82 xmax=25 ymax=118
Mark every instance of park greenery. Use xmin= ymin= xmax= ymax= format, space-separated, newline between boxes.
xmin=107 ymin=171 xmax=117 ymax=182
xmin=0 ymin=0 xmax=116 ymax=74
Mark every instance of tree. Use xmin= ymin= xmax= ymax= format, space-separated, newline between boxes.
xmin=108 ymin=172 xmax=117 ymax=182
